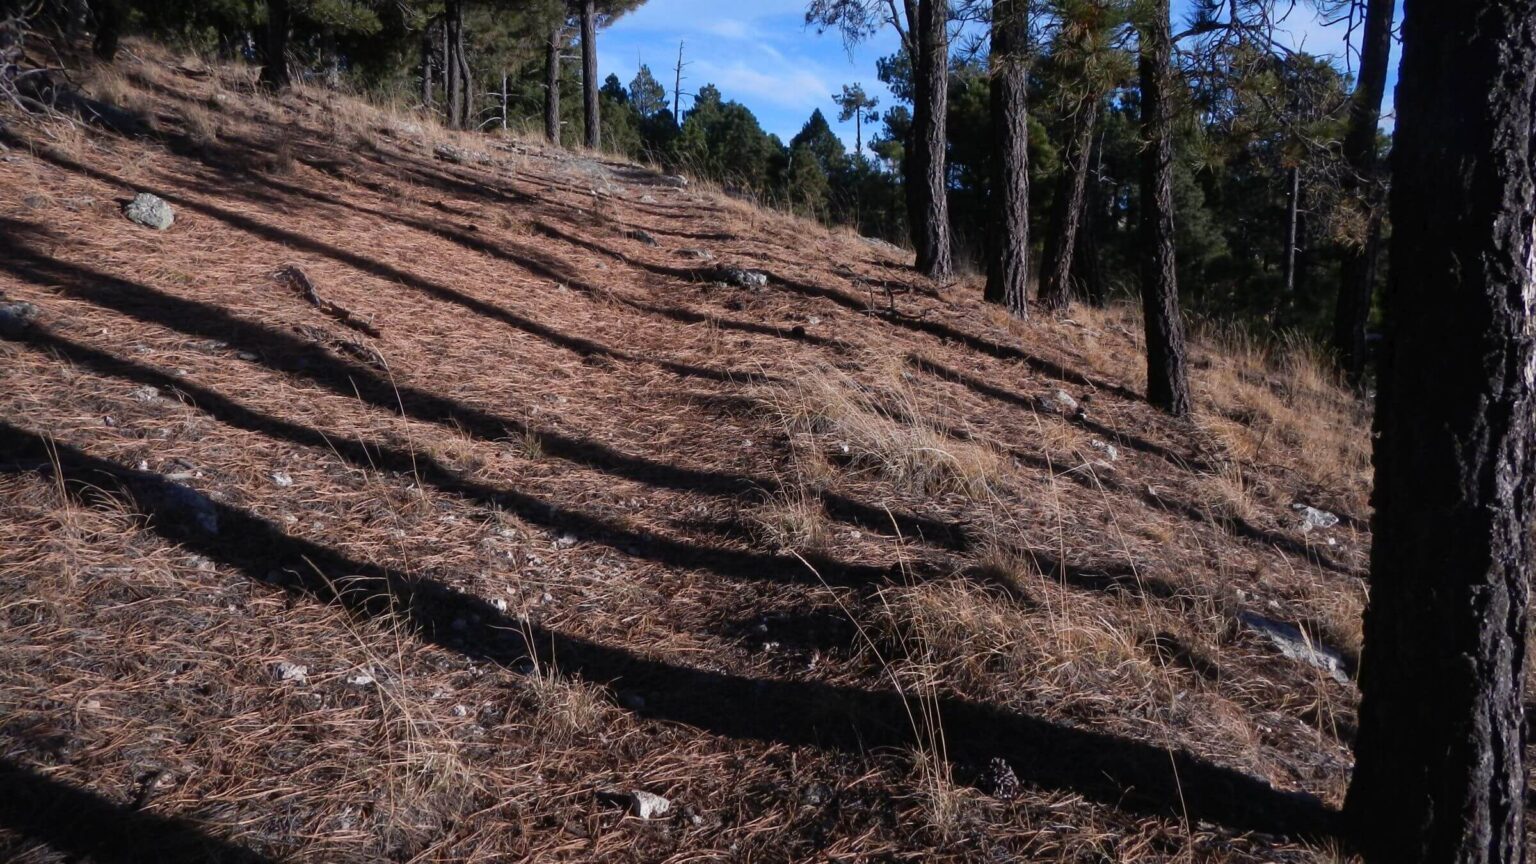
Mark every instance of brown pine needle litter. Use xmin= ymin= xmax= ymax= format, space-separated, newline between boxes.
xmin=0 ymin=40 xmax=1427 ymax=864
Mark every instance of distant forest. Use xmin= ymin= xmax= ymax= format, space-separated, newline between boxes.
xmin=48 ymin=0 xmax=1388 ymax=365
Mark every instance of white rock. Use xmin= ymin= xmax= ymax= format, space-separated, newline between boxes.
xmin=1239 ymin=612 xmax=1349 ymax=684
xmin=274 ymin=662 xmax=308 ymax=684
xmin=1044 ymin=389 xmax=1080 ymax=415
xmin=346 ymin=672 xmax=376 ymax=686
xmin=271 ymin=471 xmax=294 ymax=488
xmin=1089 ymin=440 xmax=1119 ymax=461
xmin=1291 ymin=503 xmax=1340 ymax=532
xmin=629 ymin=790 xmax=671 ymax=820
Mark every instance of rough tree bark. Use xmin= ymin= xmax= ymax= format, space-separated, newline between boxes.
xmin=444 ymin=0 xmax=461 ymax=128
xmin=1343 ymin=1 xmax=1536 ymax=861
xmin=420 ymin=23 xmax=433 ymax=109
xmin=910 ymin=0 xmax=952 ymax=279
xmin=581 ymin=0 xmax=599 ymax=150
xmin=1038 ymin=97 xmax=1101 ymax=311
xmin=545 ymin=23 xmax=562 ymax=145
xmin=1135 ymin=0 xmax=1190 ymax=416
xmin=1330 ymin=0 xmax=1394 ymax=385
xmin=984 ymin=0 xmax=1029 ymax=314
xmin=260 ymin=0 xmax=290 ymax=89
xmin=92 ymin=0 xmax=124 ymax=62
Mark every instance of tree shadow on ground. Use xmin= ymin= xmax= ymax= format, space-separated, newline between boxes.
xmin=0 ymin=422 xmax=1339 ymax=842
xmin=0 ymin=758 xmax=271 ymax=864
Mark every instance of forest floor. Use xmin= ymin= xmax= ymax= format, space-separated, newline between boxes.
xmin=0 ymin=40 xmax=1452 ymax=863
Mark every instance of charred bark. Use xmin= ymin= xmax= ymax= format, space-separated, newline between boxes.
xmin=91 ymin=0 xmax=124 ymax=62
xmin=984 ymin=0 xmax=1029 ymax=315
xmin=581 ymin=0 xmax=599 ymax=150
xmin=1135 ymin=0 xmax=1190 ymax=417
xmin=260 ymin=0 xmax=290 ymax=90
xmin=1344 ymin=1 xmax=1536 ymax=862
xmin=1330 ymin=0 xmax=1394 ymax=385
xmin=1039 ymin=97 xmax=1100 ymax=312
xmin=910 ymin=0 xmax=952 ymax=279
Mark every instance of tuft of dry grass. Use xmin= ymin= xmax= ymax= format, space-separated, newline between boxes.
xmin=764 ymin=361 xmax=1004 ymax=500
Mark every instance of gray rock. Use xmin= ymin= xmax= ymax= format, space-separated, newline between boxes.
xmin=659 ymin=174 xmax=688 ymax=189
xmin=1291 ymin=503 xmax=1340 ymax=532
xmin=717 ymin=266 xmax=768 ymax=290
xmin=124 ymin=193 xmax=174 ymax=230
xmin=639 ymin=194 xmax=657 ymax=204
xmin=0 ymin=300 xmax=39 ymax=336
xmin=1041 ymin=389 xmax=1080 ymax=416
xmin=628 ymin=790 xmax=671 ymax=820
xmin=627 ymin=229 xmax=659 ymax=247
xmin=271 ymin=471 xmax=294 ymax=488
xmin=434 ymin=143 xmax=492 ymax=165
xmin=680 ymin=248 xmax=714 ymax=262
xmin=1238 ymin=612 xmax=1350 ymax=684
xmin=1089 ymin=439 xmax=1119 ymax=462
xmin=274 ymin=662 xmax=308 ymax=684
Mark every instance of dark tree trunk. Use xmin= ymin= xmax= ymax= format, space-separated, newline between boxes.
xmin=984 ymin=0 xmax=1029 ymax=314
xmin=910 ymin=0 xmax=952 ymax=279
xmin=1135 ymin=0 xmax=1190 ymax=416
xmin=1039 ymin=97 xmax=1100 ymax=312
xmin=581 ymin=0 xmax=599 ymax=150
xmin=1281 ymin=165 xmax=1300 ymax=296
xmin=1330 ymin=0 xmax=1394 ymax=385
xmin=545 ymin=23 xmax=562 ymax=145
xmin=420 ymin=25 xmax=434 ymax=109
xmin=91 ymin=0 xmax=124 ymax=61
xmin=1344 ymin=1 xmax=1536 ymax=861
xmin=260 ymin=0 xmax=290 ymax=89
xmin=444 ymin=0 xmax=462 ymax=128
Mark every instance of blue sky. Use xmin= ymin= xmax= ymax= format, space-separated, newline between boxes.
xmin=597 ymin=1 xmax=1402 ymax=155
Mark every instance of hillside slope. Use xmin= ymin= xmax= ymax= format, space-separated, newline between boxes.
xmin=0 ymin=46 xmax=1383 ymax=862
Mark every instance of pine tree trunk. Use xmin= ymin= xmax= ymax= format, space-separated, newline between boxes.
xmin=910 ymin=0 xmax=952 ymax=279
xmin=1135 ymin=0 xmax=1190 ymax=417
xmin=984 ymin=0 xmax=1029 ymax=314
xmin=1330 ymin=0 xmax=1394 ymax=385
xmin=92 ymin=0 xmax=124 ymax=62
xmin=581 ymin=0 xmax=599 ymax=150
xmin=545 ymin=24 xmax=562 ymax=145
xmin=1039 ymin=97 xmax=1100 ymax=311
xmin=260 ymin=0 xmax=290 ymax=89
xmin=1282 ymin=165 xmax=1300 ymax=295
xmin=1344 ymin=1 xmax=1536 ymax=861
xmin=444 ymin=0 xmax=462 ymax=128
xmin=420 ymin=25 xmax=433 ymax=109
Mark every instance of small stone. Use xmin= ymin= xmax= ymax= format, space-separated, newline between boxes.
xmin=640 ymin=194 xmax=657 ymax=204
xmin=628 ymin=790 xmax=671 ymax=820
xmin=491 ymin=597 xmax=508 ymax=613
xmin=345 ymin=672 xmax=376 ymax=686
xmin=0 ymin=300 xmax=39 ymax=336
xmin=271 ymin=471 xmax=293 ymax=488
xmin=659 ymin=175 xmax=688 ymax=189
xmin=627 ymin=229 xmax=659 ymax=247
xmin=1291 ymin=503 xmax=1340 ymax=532
xmin=680 ymin=248 xmax=713 ymax=261
xmin=452 ymin=704 xmax=469 ymax=717
xmin=1089 ymin=439 xmax=1119 ymax=462
xmin=274 ymin=662 xmax=308 ymax=684
xmin=1042 ymin=389 xmax=1080 ymax=416
xmin=555 ymin=533 xmax=578 ymax=549
xmin=152 ymin=480 xmax=220 ymax=535
xmin=130 ymin=385 xmax=161 ymax=403
xmin=123 ymin=193 xmax=174 ymax=230
xmin=716 ymin=266 xmax=768 ymax=290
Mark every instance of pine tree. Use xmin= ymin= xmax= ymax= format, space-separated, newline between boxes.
xmin=1345 ymin=0 xmax=1536 ymax=859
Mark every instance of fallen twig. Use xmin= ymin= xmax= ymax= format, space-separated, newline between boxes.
xmin=275 ymin=264 xmax=382 ymax=338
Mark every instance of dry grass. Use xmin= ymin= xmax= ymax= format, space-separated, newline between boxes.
xmin=0 ymin=38 xmax=1383 ymax=864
